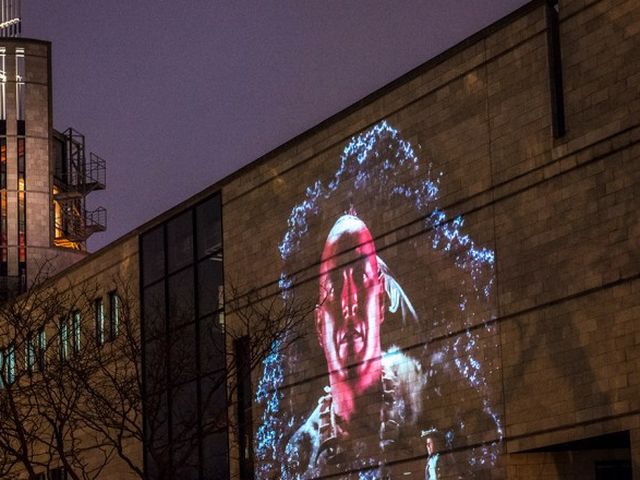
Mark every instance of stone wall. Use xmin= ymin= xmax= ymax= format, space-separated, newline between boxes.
xmin=221 ymin=0 xmax=640 ymax=478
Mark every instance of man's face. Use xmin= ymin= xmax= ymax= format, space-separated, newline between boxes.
xmin=426 ymin=438 xmax=435 ymax=456
xmin=316 ymin=216 xmax=384 ymax=391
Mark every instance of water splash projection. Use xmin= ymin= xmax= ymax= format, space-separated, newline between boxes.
xmin=256 ymin=121 xmax=502 ymax=479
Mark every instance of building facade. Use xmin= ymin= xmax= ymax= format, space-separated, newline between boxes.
xmin=1 ymin=0 xmax=639 ymax=479
xmin=217 ymin=0 xmax=640 ymax=478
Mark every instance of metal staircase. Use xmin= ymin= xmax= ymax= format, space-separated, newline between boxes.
xmin=53 ymin=128 xmax=106 ymax=249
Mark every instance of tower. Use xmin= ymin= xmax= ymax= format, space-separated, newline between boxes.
xmin=0 ymin=1 xmax=106 ymax=296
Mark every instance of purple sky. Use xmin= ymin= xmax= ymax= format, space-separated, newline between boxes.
xmin=24 ymin=1 xmax=527 ymax=251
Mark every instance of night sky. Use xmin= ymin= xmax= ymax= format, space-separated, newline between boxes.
xmin=24 ymin=1 xmax=527 ymax=251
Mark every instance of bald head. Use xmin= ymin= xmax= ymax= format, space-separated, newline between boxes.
xmin=320 ymin=215 xmax=379 ymax=272
xmin=315 ymin=214 xmax=385 ymax=420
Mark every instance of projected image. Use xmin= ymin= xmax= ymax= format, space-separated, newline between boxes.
xmin=256 ymin=121 xmax=502 ymax=479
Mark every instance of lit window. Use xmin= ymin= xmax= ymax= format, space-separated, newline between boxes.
xmin=95 ymin=299 xmax=105 ymax=346
xmin=17 ymin=136 xmax=25 ymax=290
xmin=72 ymin=311 xmax=81 ymax=354
xmin=0 ymin=47 xmax=6 ymax=121
xmin=15 ymin=47 xmax=24 ymax=123
xmin=38 ymin=327 xmax=46 ymax=369
xmin=109 ymin=291 xmax=120 ymax=340
xmin=59 ymin=320 xmax=68 ymax=361
xmin=6 ymin=344 xmax=15 ymax=384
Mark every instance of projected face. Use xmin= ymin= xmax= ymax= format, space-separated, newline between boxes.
xmin=426 ymin=437 xmax=436 ymax=456
xmin=316 ymin=215 xmax=385 ymax=420
xmin=256 ymin=120 xmax=502 ymax=480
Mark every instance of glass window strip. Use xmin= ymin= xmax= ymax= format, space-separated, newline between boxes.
xmin=109 ymin=291 xmax=119 ymax=340
xmin=72 ymin=311 xmax=81 ymax=354
xmin=95 ymin=299 xmax=104 ymax=346
xmin=15 ymin=47 xmax=24 ymax=123
xmin=25 ymin=333 xmax=38 ymax=371
xmin=140 ymin=194 xmax=225 ymax=473
xmin=6 ymin=343 xmax=14 ymax=384
xmin=0 ymin=137 xmax=6 ymax=189
xmin=1 ymin=190 xmax=7 ymax=275
xmin=38 ymin=327 xmax=46 ymax=369
xmin=0 ymin=47 xmax=5 ymax=121
xmin=0 ymin=83 xmax=4 ymax=122
xmin=17 ymin=137 xmax=25 ymax=289
xmin=59 ymin=320 xmax=68 ymax=361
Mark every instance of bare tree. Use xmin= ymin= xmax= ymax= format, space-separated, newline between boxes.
xmin=0 ymin=260 xmax=314 ymax=480
xmin=74 ymin=277 xmax=314 ymax=480
xmin=0 ymin=265 xmax=116 ymax=480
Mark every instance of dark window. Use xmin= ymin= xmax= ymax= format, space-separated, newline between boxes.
xmin=53 ymin=134 xmax=66 ymax=182
xmin=141 ymin=193 xmax=225 ymax=480
xmin=545 ymin=0 xmax=566 ymax=138
xmin=48 ymin=467 xmax=67 ymax=480
xmin=171 ymin=380 xmax=200 ymax=479
xmin=197 ymin=258 xmax=223 ymax=317
xmin=202 ymin=432 xmax=229 ymax=480
xmin=142 ymin=226 xmax=165 ymax=286
xmin=170 ymin=322 xmax=197 ymax=386
xmin=200 ymin=370 xmax=226 ymax=422
xmin=143 ymin=281 xmax=166 ymax=341
xmin=144 ymin=338 xmax=168 ymax=396
xmin=235 ymin=336 xmax=254 ymax=480
xmin=145 ymin=392 xmax=170 ymax=448
xmin=595 ymin=460 xmax=631 ymax=480
xmin=200 ymin=316 xmax=225 ymax=376
xmin=196 ymin=195 xmax=222 ymax=260
xmin=168 ymin=267 xmax=195 ymax=330
xmin=144 ymin=392 xmax=171 ymax=477
xmin=167 ymin=211 xmax=193 ymax=274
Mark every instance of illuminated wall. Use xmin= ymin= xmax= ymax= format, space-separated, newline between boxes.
xmin=254 ymin=121 xmax=502 ymax=479
xmin=218 ymin=1 xmax=640 ymax=478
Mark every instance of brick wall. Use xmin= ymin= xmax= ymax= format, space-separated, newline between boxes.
xmin=221 ymin=0 xmax=640 ymax=478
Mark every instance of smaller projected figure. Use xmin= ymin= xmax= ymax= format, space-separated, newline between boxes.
xmin=422 ymin=429 xmax=447 ymax=480
xmin=285 ymin=214 xmax=425 ymax=479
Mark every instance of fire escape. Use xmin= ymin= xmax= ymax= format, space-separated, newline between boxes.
xmin=53 ymin=128 xmax=106 ymax=250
